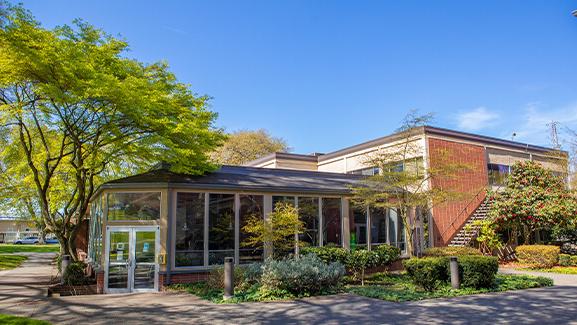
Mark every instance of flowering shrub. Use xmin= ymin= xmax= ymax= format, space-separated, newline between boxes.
xmin=260 ymin=255 xmax=345 ymax=295
xmin=516 ymin=245 xmax=560 ymax=269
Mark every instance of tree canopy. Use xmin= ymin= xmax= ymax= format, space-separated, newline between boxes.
xmin=488 ymin=160 xmax=577 ymax=244
xmin=211 ymin=129 xmax=289 ymax=165
xmin=0 ymin=3 xmax=225 ymax=257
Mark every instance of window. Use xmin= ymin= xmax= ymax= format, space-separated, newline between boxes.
xmin=239 ymin=195 xmax=264 ymax=264
xmin=88 ymin=194 xmax=103 ymax=266
xmin=351 ymin=205 xmax=367 ymax=247
xmin=298 ymin=197 xmax=319 ymax=247
xmin=107 ymin=192 xmax=161 ymax=221
xmin=273 ymin=196 xmax=295 ymax=208
xmin=488 ymin=163 xmax=510 ymax=186
xmin=175 ymin=193 xmax=205 ymax=267
xmin=208 ymin=194 xmax=235 ymax=265
xmin=322 ymin=198 xmax=342 ymax=246
xmin=348 ymin=166 xmax=380 ymax=176
xmin=370 ymin=208 xmax=387 ymax=246
xmin=388 ymin=209 xmax=405 ymax=251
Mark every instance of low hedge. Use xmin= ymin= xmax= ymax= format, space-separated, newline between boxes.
xmin=301 ymin=246 xmax=350 ymax=265
xmin=457 ymin=255 xmax=499 ymax=289
xmin=559 ymin=254 xmax=577 ymax=267
xmin=403 ymin=257 xmax=449 ymax=291
xmin=423 ymin=247 xmax=482 ymax=257
xmin=372 ymin=244 xmax=401 ymax=265
xmin=516 ymin=245 xmax=560 ymax=269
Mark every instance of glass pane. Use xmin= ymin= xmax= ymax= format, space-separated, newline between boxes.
xmin=322 ymin=198 xmax=342 ymax=246
xmin=135 ymin=231 xmax=156 ymax=263
xmin=133 ymin=264 xmax=155 ymax=289
xmin=298 ymin=197 xmax=319 ymax=247
xmin=239 ymin=195 xmax=264 ymax=264
xmin=107 ymin=192 xmax=161 ymax=221
xmin=273 ymin=196 xmax=295 ymax=208
xmin=175 ymin=193 xmax=205 ymax=267
xmin=108 ymin=231 xmax=129 ymax=289
xmin=370 ymin=208 xmax=387 ymax=246
xmin=208 ymin=194 xmax=235 ymax=265
xmin=351 ymin=206 xmax=367 ymax=246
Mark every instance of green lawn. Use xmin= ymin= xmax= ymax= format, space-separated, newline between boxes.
xmin=0 ymin=244 xmax=59 ymax=254
xmin=346 ymin=273 xmax=553 ymax=302
xmin=0 ymin=314 xmax=50 ymax=325
xmin=0 ymin=255 xmax=28 ymax=270
xmin=522 ymin=266 xmax=577 ymax=275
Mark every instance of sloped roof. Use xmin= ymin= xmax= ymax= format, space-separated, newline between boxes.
xmin=100 ymin=165 xmax=365 ymax=195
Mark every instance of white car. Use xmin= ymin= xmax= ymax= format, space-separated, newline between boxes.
xmin=13 ymin=236 xmax=40 ymax=244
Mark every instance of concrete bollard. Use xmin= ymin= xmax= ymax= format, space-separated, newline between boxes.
xmin=61 ymin=255 xmax=70 ymax=284
xmin=223 ymin=257 xmax=234 ymax=300
xmin=450 ymin=256 xmax=460 ymax=289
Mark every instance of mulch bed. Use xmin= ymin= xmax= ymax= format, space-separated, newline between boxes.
xmin=47 ymin=283 xmax=98 ymax=296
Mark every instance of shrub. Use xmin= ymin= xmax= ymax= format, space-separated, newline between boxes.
xmin=372 ymin=244 xmax=401 ymax=266
xmin=403 ymin=257 xmax=449 ymax=291
xmin=457 ymin=255 xmax=499 ymax=289
xmin=206 ymin=265 xmax=249 ymax=290
xmin=559 ymin=254 xmax=572 ymax=267
xmin=301 ymin=246 xmax=350 ymax=265
xmin=346 ymin=249 xmax=380 ymax=285
xmin=63 ymin=262 xmax=89 ymax=285
xmin=243 ymin=262 xmax=263 ymax=284
xmin=516 ymin=245 xmax=560 ymax=269
xmin=260 ymin=255 xmax=345 ymax=295
xmin=423 ymin=246 xmax=482 ymax=257
xmin=571 ymin=256 xmax=577 ymax=267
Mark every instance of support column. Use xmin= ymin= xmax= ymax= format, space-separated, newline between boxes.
xmin=341 ymin=198 xmax=350 ymax=250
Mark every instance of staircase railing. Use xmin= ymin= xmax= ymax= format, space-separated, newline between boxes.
xmin=440 ymin=186 xmax=488 ymax=243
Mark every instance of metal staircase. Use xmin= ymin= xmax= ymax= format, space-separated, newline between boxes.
xmin=448 ymin=198 xmax=491 ymax=247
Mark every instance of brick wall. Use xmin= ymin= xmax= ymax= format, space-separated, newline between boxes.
xmin=427 ymin=137 xmax=488 ymax=246
xmin=96 ymin=271 xmax=104 ymax=294
xmin=158 ymin=272 xmax=209 ymax=290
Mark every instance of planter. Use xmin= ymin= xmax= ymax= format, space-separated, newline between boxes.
xmin=47 ymin=283 xmax=98 ymax=297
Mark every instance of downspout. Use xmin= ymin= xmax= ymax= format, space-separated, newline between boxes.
xmin=165 ymin=188 xmax=173 ymax=285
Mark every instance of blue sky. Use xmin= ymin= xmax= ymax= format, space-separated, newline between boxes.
xmin=14 ymin=0 xmax=577 ymax=154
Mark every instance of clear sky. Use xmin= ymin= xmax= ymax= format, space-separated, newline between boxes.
xmin=12 ymin=0 xmax=577 ymax=154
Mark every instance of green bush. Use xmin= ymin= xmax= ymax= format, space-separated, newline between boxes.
xmin=346 ymin=249 xmax=380 ymax=285
xmin=457 ymin=255 xmax=499 ymax=289
xmin=372 ymin=244 xmax=401 ymax=266
xmin=571 ymin=256 xmax=577 ymax=267
xmin=559 ymin=254 xmax=572 ymax=267
xmin=300 ymin=246 xmax=350 ymax=265
xmin=63 ymin=261 xmax=89 ymax=285
xmin=403 ymin=257 xmax=449 ymax=291
xmin=423 ymin=247 xmax=482 ymax=257
xmin=260 ymin=255 xmax=345 ymax=295
xmin=516 ymin=245 xmax=560 ymax=269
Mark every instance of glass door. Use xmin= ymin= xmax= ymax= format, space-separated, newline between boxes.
xmin=106 ymin=229 xmax=131 ymax=293
xmin=106 ymin=226 xmax=159 ymax=293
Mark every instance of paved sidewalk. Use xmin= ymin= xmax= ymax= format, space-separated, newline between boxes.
xmin=500 ymin=268 xmax=577 ymax=286
xmin=1 ymin=255 xmax=577 ymax=324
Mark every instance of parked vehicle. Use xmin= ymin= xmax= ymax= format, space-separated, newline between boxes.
xmin=13 ymin=236 xmax=40 ymax=244
xmin=45 ymin=238 xmax=59 ymax=244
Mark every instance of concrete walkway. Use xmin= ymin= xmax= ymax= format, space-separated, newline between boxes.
xmin=1 ymin=254 xmax=577 ymax=324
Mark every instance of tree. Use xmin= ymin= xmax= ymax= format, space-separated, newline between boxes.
xmin=242 ymin=202 xmax=304 ymax=258
xmin=0 ymin=4 xmax=225 ymax=259
xmin=487 ymin=160 xmax=577 ymax=244
xmin=211 ymin=129 xmax=289 ymax=165
xmin=351 ymin=111 xmax=474 ymax=257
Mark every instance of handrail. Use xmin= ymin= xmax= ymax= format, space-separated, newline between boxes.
xmin=440 ymin=186 xmax=488 ymax=240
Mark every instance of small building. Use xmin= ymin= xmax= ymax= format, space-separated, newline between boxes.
xmin=88 ymin=166 xmax=405 ymax=293
xmin=0 ymin=216 xmax=39 ymax=243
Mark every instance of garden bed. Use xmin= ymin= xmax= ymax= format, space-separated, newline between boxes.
xmin=47 ymin=283 xmax=97 ymax=297
xmin=346 ymin=272 xmax=553 ymax=302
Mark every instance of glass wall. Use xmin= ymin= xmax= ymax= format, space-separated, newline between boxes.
xmin=388 ymin=209 xmax=406 ymax=251
xmin=175 ymin=193 xmax=205 ymax=267
xmin=273 ymin=196 xmax=295 ymax=208
xmin=370 ymin=208 xmax=387 ymax=246
xmin=239 ymin=195 xmax=264 ymax=264
xmin=208 ymin=194 xmax=235 ymax=265
xmin=298 ymin=197 xmax=319 ymax=247
xmin=488 ymin=163 xmax=510 ymax=186
xmin=322 ymin=198 xmax=342 ymax=246
xmin=351 ymin=206 xmax=367 ymax=247
xmin=88 ymin=194 xmax=103 ymax=266
xmin=107 ymin=192 xmax=161 ymax=221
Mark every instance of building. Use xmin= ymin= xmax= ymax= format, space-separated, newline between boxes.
xmin=0 ymin=216 xmax=38 ymax=243
xmin=87 ymin=125 xmax=565 ymax=293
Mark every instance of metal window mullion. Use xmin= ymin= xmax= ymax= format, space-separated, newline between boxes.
xmin=204 ymin=193 xmax=209 ymax=267
xmin=366 ymin=207 xmax=371 ymax=251
xmin=234 ymin=194 xmax=240 ymax=265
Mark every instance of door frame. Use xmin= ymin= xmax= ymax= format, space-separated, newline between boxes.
xmin=104 ymin=225 xmax=160 ymax=294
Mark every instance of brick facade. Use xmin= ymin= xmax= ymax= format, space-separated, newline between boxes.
xmin=96 ymin=271 xmax=105 ymax=294
xmin=427 ymin=137 xmax=488 ymax=246
xmin=158 ymin=272 xmax=209 ymax=290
